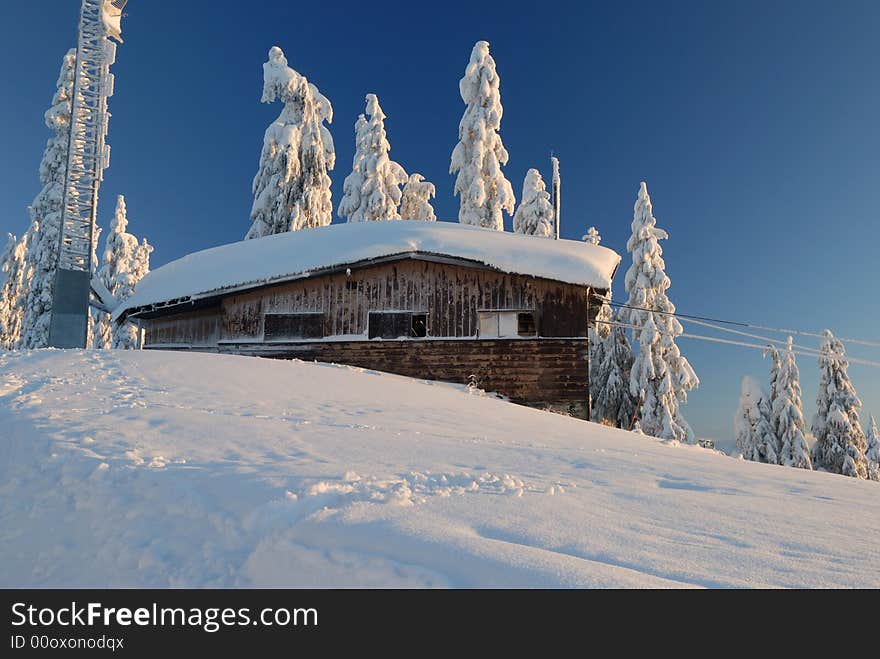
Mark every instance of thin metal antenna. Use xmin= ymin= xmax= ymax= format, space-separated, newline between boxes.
xmin=49 ymin=0 xmax=127 ymax=348
xmin=550 ymin=155 xmax=561 ymax=240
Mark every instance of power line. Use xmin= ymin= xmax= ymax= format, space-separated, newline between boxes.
xmin=598 ymin=318 xmax=880 ymax=368
xmin=591 ymin=294 xmax=880 ymax=349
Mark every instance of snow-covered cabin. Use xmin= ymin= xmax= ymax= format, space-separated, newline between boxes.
xmin=115 ymin=222 xmax=620 ymax=415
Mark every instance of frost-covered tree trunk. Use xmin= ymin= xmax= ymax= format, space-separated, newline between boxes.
xmin=0 ymin=234 xmax=29 ymax=350
xmin=623 ymin=182 xmax=699 ymax=442
xmin=96 ymin=196 xmax=152 ymax=350
xmin=246 ymin=47 xmax=335 ymax=239
xmin=810 ymin=330 xmax=869 ymax=479
xmin=513 ymin=169 xmax=554 ymax=237
xmin=450 ymin=41 xmax=515 ymax=231
xmin=735 ymin=376 xmax=779 ymax=464
xmin=399 ymin=174 xmax=437 ymax=221
xmin=773 ymin=338 xmax=812 ymax=470
xmin=591 ymin=312 xmax=636 ymax=429
xmin=338 ymin=94 xmax=407 ymax=222
xmin=19 ymin=49 xmax=77 ymax=349
xmin=865 ymin=415 xmax=880 ymax=481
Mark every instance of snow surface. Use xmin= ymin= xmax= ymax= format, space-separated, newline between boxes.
xmin=114 ymin=221 xmax=621 ymax=320
xmin=1 ymin=350 xmax=878 ymax=588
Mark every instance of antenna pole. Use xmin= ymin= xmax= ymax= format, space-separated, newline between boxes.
xmin=48 ymin=0 xmax=127 ymax=348
xmin=551 ymin=156 xmax=561 ymax=240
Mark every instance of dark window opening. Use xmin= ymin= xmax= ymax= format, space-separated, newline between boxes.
xmin=369 ymin=312 xmax=429 ymax=339
xmin=264 ymin=313 xmax=325 ymax=340
xmin=346 ymin=280 xmax=358 ymax=291
xmin=517 ymin=312 xmax=537 ymax=337
xmin=411 ymin=313 xmax=427 ymax=338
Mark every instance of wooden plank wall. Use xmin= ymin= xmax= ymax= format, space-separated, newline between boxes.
xmin=143 ymin=307 xmax=221 ymax=347
xmin=218 ymin=338 xmax=590 ymax=407
xmin=220 ymin=259 xmax=592 ymax=341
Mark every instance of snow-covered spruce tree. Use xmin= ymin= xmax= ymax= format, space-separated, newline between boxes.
xmin=773 ymin=337 xmax=813 ymax=470
xmin=590 ymin=288 xmax=613 ymax=343
xmin=0 ymin=234 xmax=27 ymax=350
xmin=810 ymin=330 xmax=870 ymax=479
xmin=450 ymin=41 xmax=515 ymax=231
xmin=513 ymin=169 xmax=554 ymax=237
xmin=112 ymin=237 xmax=152 ymax=350
xmin=338 ymin=94 xmax=408 ymax=222
xmin=765 ymin=345 xmax=782 ymax=408
xmin=88 ymin=223 xmax=107 ymax=349
xmin=399 ymin=174 xmax=437 ymax=221
xmin=246 ymin=46 xmax=335 ymax=239
xmin=96 ymin=196 xmax=153 ymax=349
xmin=865 ymin=415 xmax=880 ymax=481
xmin=735 ymin=376 xmax=779 ymax=464
xmin=623 ymin=182 xmax=699 ymax=442
xmin=591 ymin=311 xmax=637 ymax=428
xmin=583 ymin=227 xmax=601 ymax=245
xmin=588 ymin=287 xmax=613 ymax=420
xmin=19 ymin=49 xmax=77 ymax=349
xmin=0 ymin=234 xmax=14 ymax=297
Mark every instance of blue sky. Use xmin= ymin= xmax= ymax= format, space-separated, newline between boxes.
xmin=1 ymin=0 xmax=878 ymax=442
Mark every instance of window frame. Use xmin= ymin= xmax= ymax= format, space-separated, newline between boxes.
xmin=368 ymin=311 xmax=430 ymax=340
xmin=477 ymin=309 xmax=538 ymax=338
xmin=263 ymin=312 xmax=326 ymax=341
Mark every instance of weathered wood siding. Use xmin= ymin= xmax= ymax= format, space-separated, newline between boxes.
xmin=143 ymin=306 xmax=221 ymax=347
xmin=219 ymin=259 xmax=592 ymax=341
xmin=215 ymin=338 xmax=589 ymax=407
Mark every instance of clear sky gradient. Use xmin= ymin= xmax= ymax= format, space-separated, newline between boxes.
xmin=1 ymin=0 xmax=878 ymax=442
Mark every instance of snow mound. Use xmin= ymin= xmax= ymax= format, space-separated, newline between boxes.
xmin=114 ymin=221 xmax=621 ymax=320
xmin=1 ymin=350 xmax=879 ymax=588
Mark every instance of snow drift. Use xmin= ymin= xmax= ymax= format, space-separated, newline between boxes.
xmin=1 ymin=350 xmax=878 ymax=587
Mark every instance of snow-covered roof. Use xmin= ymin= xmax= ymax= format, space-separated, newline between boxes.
xmin=115 ymin=221 xmax=621 ymax=320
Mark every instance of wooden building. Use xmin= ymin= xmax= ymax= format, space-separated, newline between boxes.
xmin=114 ymin=222 xmax=621 ymax=415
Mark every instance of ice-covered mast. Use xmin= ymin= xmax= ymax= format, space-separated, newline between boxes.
xmin=48 ymin=0 xmax=128 ymax=348
xmin=550 ymin=156 xmax=561 ymax=240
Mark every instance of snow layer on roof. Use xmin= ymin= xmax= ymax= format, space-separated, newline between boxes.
xmin=115 ymin=221 xmax=620 ymax=319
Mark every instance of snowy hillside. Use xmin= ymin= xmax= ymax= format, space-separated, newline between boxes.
xmin=1 ymin=350 xmax=878 ymax=588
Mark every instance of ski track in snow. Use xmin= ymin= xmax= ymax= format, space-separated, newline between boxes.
xmin=0 ymin=349 xmax=878 ymax=588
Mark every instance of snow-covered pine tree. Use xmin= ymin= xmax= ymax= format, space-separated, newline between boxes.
xmin=399 ymin=174 xmax=437 ymax=221
xmin=735 ymin=376 xmax=779 ymax=464
xmin=583 ymin=227 xmax=601 ymax=245
xmin=865 ymin=415 xmax=880 ymax=481
xmin=0 ymin=234 xmax=14 ymax=296
xmin=591 ymin=311 xmax=637 ymax=429
xmin=588 ymin=288 xmax=613 ymax=420
xmin=450 ymin=41 xmax=515 ymax=231
xmin=113 ymin=237 xmax=152 ymax=350
xmin=246 ymin=46 xmax=335 ymax=239
xmin=338 ymin=94 xmax=408 ymax=222
xmin=0 ymin=234 xmax=29 ymax=350
xmin=810 ymin=330 xmax=870 ymax=479
xmin=765 ymin=345 xmax=781 ymax=408
xmin=773 ymin=337 xmax=813 ymax=470
xmin=623 ymin=182 xmax=699 ymax=442
xmin=88 ymin=223 xmax=106 ymax=349
xmin=0 ymin=234 xmax=24 ymax=349
xmin=513 ymin=169 xmax=554 ymax=237
xmin=96 ymin=196 xmax=152 ymax=349
xmin=19 ymin=49 xmax=77 ymax=349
